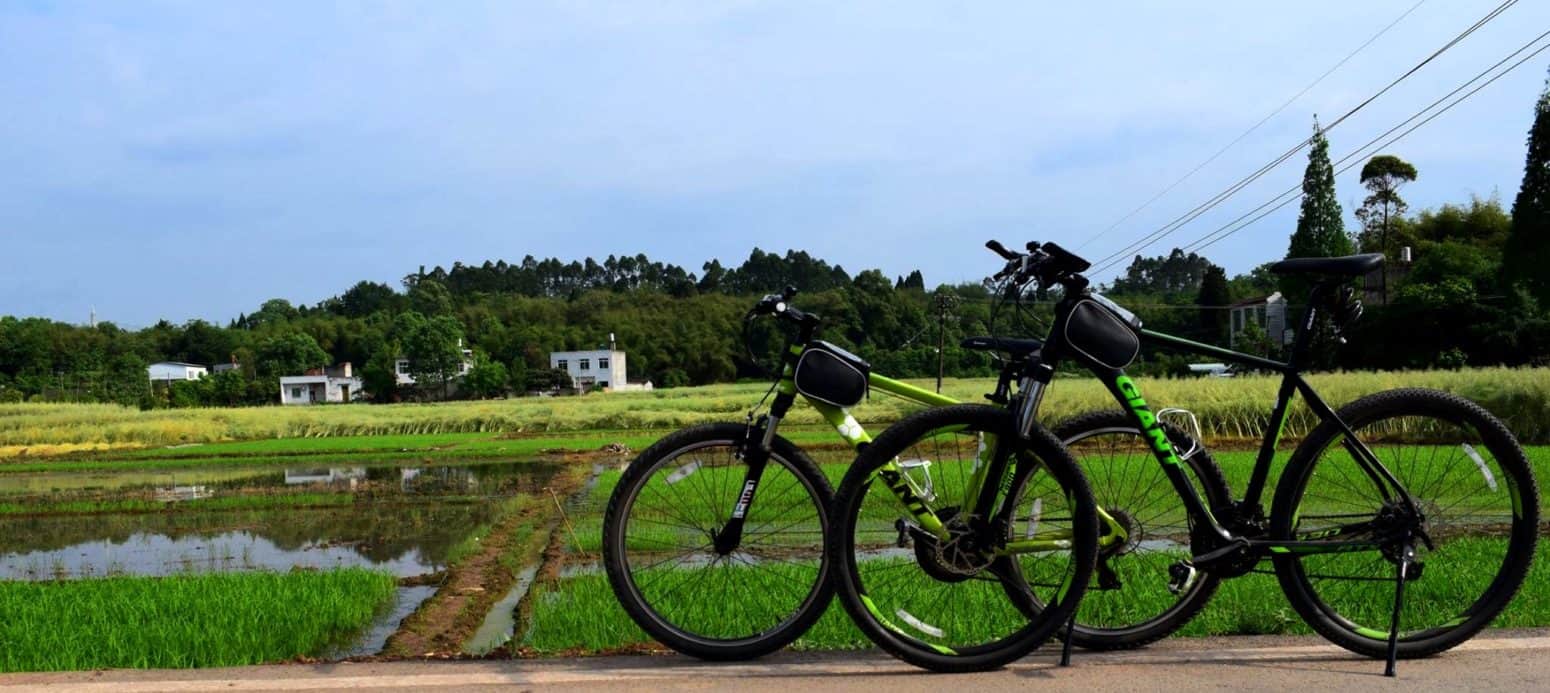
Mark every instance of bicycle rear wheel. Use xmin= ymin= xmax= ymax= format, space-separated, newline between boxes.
xmin=828 ymin=405 xmax=1098 ymax=672
xmin=603 ymin=423 xmax=834 ymax=660
xmin=1053 ymin=410 xmax=1231 ymax=650
xmin=1270 ymin=388 xmax=1539 ymax=659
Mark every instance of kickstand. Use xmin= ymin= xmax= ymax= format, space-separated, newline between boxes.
xmin=1384 ymin=549 xmax=1412 ymax=678
xmin=1059 ymin=611 xmax=1077 ymax=667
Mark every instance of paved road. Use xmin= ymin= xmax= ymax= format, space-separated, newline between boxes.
xmin=3 ymin=630 xmax=1548 ymax=692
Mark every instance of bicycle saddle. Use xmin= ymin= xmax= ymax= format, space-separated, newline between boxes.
xmin=1268 ymin=253 xmax=1383 ymax=277
xmin=960 ymin=335 xmax=1043 ymax=357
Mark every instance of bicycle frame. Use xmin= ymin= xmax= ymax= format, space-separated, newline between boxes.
xmin=718 ymin=329 xmax=1078 ymax=556
xmin=1037 ymin=286 xmax=1420 ymax=561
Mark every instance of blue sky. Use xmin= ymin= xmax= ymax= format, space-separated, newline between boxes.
xmin=3 ymin=1 xmax=1548 ymax=326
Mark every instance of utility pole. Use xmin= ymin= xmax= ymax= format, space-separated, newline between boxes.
xmin=934 ymin=293 xmax=959 ymax=393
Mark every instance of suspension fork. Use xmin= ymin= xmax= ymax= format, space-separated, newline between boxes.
xmin=713 ymin=390 xmax=794 ymax=555
xmin=977 ymin=363 xmax=1127 ymax=548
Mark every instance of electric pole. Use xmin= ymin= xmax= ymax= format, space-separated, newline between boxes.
xmin=934 ymin=293 xmax=959 ymax=393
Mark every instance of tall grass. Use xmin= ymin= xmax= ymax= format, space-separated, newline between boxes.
xmin=0 ymin=367 xmax=1546 ymax=454
xmin=0 ymin=569 xmax=397 ymax=672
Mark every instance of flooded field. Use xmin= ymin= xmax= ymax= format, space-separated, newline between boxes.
xmin=0 ymin=462 xmax=558 ymax=580
xmin=0 ymin=460 xmax=563 ymax=660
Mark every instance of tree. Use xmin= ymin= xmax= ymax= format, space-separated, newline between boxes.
xmin=408 ymin=279 xmax=454 ymax=316
xmin=462 ymin=353 xmax=509 ymax=399
xmin=1354 ymin=155 xmax=1418 ymax=253
xmin=506 ymin=357 xmax=529 ymax=393
xmin=1284 ymin=121 xmax=1353 ymax=300
xmin=254 ymin=333 xmax=330 ymax=380
xmin=398 ymin=313 xmax=464 ymax=398
xmin=362 ymin=347 xmax=400 ymax=402
xmin=526 ymin=367 xmax=574 ymax=392
xmin=1195 ymin=264 xmax=1231 ymax=342
xmin=1505 ymin=69 xmax=1550 ymax=305
xmin=336 ymin=281 xmax=400 ymax=318
xmin=1355 ymin=155 xmax=1417 ymax=304
xmin=1110 ymin=249 xmax=1213 ymax=297
xmin=1281 ymin=121 xmax=1354 ymax=369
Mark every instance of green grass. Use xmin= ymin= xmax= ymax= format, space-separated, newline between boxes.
xmin=2 ymin=368 xmax=1546 ymax=455
xmin=0 ymin=492 xmax=361 ymax=516
xmin=0 ymin=569 xmax=398 ymax=672
xmin=526 ymin=540 xmax=1550 ymax=653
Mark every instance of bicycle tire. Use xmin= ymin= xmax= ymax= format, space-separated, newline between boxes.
xmin=1270 ymin=388 xmax=1539 ymax=659
xmin=603 ymin=422 xmax=835 ymax=660
xmin=827 ymin=404 xmax=1099 ymax=672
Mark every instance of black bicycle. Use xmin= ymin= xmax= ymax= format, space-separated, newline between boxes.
xmin=830 ymin=240 xmax=1538 ymax=676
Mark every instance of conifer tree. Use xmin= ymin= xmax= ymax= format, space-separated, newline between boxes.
xmin=1283 ymin=120 xmax=1353 ymax=300
xmin=1505 ymin=69 xmax=1550 ymax=305
xmin=1195 ymin=263 xmax=1231 ymax=342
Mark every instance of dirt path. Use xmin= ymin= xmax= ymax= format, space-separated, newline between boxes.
xmin=379 ymin=463 xmax=592 ymax=657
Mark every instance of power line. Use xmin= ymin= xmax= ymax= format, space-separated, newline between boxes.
xmin=1087 ymin=0 xmax=1519 ymax=274
xmin=1075 ymin=0 xmax=1429 ymax=251
xmin=1180 ymin=28 xmax=1550 ymax=255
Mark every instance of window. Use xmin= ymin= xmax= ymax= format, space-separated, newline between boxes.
xmin=598 ymin=357 xmax=610 ymax=370
xmin=579 ymin=358 xmax=591 ymax=371
xmin=290 ymin=387 xmax=302 ymax=400
xmin=557 ymin=359 xmax=568 ymax=370
xmin=397 ymin=361 xmax=409 ymax=375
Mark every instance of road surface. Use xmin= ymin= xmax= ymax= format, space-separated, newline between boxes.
xmin=2 ymin=630 xmax=1547 ymax=692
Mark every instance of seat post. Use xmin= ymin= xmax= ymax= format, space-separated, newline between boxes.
xmin=1285 ymin=284 xmax=1329 ymax=372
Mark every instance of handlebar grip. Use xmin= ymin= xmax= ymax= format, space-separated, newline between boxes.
xmin=985 ymin=240 xmax=1019 ymax=260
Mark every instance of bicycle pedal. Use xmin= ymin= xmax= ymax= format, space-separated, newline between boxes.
xmin=1167 ymin=561 xmax=1198 ymax=595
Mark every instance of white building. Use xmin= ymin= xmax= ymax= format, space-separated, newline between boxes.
xmin=1229 ymin=292 xmax=1291 ymax=349
xmin=280 ymin=362 xmax=363 ymax=405
xmin=550 ymin=335 xmax=652 ymax=392
xmin=148 ymin=362 xmax=208 ymax=382
xmin=394 ymin=343 xmax=474 ymax=386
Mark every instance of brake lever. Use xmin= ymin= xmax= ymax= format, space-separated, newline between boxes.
xmin=986 ymin=240 xmax=1020 ymax=260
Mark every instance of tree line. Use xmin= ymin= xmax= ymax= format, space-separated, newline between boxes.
xmin=6 ymin=74 xmax=1550 ymax=407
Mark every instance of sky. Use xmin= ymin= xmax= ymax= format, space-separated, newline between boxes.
xmin=3 ymin=1 xmax=1548 ymax=326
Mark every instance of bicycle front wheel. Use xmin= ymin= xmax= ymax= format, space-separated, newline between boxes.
xmin=602 ymin=423 xmax=834 ymax=660
xmin=828 ymin=405 xmax=1098 ymax=672
xmin=1270 ymin=388 xmax=1539 ymax=659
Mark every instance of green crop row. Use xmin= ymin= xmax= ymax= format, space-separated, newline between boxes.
xmin=0 ymin=569 xmax=397 ymax=672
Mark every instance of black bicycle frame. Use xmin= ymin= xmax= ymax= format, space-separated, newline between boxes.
xmin=1039 ymin=286 xmax=1418 ymax=559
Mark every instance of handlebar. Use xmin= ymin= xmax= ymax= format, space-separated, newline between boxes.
xmin=746 ymin=285 xmax=820 ymax=327
xmin=985 ymin=239 xmax=1091 ymax=294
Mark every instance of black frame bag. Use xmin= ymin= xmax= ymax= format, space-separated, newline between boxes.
xmin=793 ymin=340 xmax=870 ymax=407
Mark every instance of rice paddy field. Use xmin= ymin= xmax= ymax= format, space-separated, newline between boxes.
xmin=0 ymin=366 xmax=1548 ymax=670
xmin=2 ymin=367 xmax=1547 ymax=458
xmin=0 ymin=569 xmax=398 ymax=671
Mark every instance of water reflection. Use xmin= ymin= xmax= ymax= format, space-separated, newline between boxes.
xmin=0 ymin=462 xmax=558 ymax=581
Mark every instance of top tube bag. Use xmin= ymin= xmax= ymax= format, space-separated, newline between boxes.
xmin=1061 ymin=298 xmax=1141 ymax=370
xmin=794 ymin=340 xmax=870 ymax=407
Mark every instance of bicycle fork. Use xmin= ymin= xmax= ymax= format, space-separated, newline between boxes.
xmin=712 ymin=414 xmax=778 ymax=555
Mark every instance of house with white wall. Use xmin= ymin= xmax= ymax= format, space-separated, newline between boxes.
xmin=1229 ymin=292 xmax=1291 ymax=349
xmin=280 ymin=362 xmax=363 ymax=405
xmin=550 ymin=334 xmax=652 ymax=392
xmin=148 ymin=362 xmax=208 ymax=382
xmin=394 ymin=342 xmax=475 ymax=386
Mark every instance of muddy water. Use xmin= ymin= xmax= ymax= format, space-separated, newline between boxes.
xmin=0 ymin=463 xmax=558 ymax=580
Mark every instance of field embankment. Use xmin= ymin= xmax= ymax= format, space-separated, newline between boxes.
xmin=2 ymin=368 xmax=1547 ymax=458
